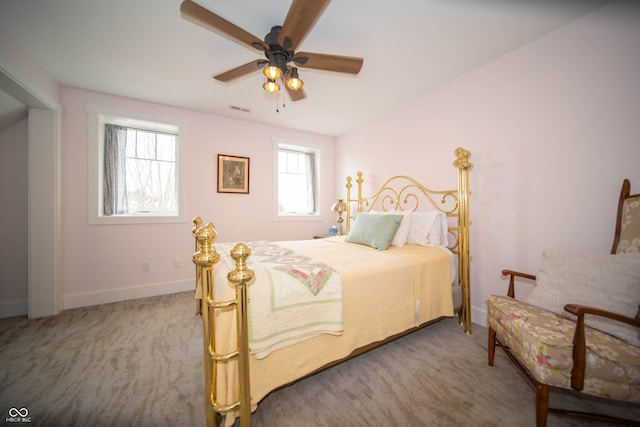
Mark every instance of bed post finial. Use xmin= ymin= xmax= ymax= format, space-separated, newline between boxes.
xmin=192 ymin=216 xmax=202 ymax=229
xmin=453 ymin=147 xmax=472 ymax=334
xmin=454 ymin=147 xmax=473 ymax=171
xmin=227 ymin=243 xmax=254 ymax=285
xmin=192 ymin=223 xmax=220 ymax=268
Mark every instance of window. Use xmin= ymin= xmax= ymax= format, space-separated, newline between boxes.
xmin=274 ymin=140 xmax=319 ymax=218
xmin=88 ymin=106 xmax=185 ymax=224
xmin=103 ymin=124 xmax=176 ymax=215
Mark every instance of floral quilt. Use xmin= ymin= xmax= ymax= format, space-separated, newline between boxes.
xmin=215 ymin=241 xmax=343 ymax=359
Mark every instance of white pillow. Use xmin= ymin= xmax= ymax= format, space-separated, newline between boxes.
xmin=390 ymin=210 xmax=411 ymax=247
xmin=525 ymin=249 xmax=640 ymax=346
xmin=406 ymin=211 xmax=448 ymax=247
xmin=368 ymin=210 xmax=412 ymax=247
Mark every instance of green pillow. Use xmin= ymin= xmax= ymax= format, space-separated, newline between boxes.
xmin=345 ymin=213 xmax=403 ymax=250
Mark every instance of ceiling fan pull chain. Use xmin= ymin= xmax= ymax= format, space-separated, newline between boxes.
xmin=275 ymin=91 xmax=286 ymax=113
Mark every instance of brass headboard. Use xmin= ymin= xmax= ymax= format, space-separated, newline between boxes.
xmin=344 ymin=147 xmax=473 ymax=332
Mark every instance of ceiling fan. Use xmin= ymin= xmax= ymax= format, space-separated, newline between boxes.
xmin=180 ymin=0 xmax=364 ymax=102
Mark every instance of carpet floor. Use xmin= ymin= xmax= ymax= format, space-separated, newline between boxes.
xmin=1 ymin=291 xmax=638 ymax=427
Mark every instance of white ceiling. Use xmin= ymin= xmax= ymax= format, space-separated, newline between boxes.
xmin=0 ymin=0 xmax=611 ymax=136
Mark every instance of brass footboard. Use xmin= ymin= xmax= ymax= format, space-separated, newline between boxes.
xmin=192 ymin=220 xmax=255 ymax=427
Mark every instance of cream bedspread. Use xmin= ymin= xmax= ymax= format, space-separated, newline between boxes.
xmin=208 ymin=236 xmax=453 ymax=425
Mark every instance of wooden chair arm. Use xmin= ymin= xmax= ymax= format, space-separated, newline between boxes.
xmin=564 ymin=304 xmax=640 ymax=327
xmin=501 ymin=269 xmax=537 ymax=299
xmin=563 ymin=303 xmax=640 ymax=392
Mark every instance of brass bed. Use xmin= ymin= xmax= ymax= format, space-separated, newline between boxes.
xmin=192 ymin=147 xmax=472 ymax=426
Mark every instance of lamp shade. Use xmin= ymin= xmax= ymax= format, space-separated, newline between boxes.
xmin=331 ymin=199 xmax=347 ymax=213
xmin=286 ymin=76 xmax=303 ymax=91
xmin=263 ymin=65 xmax=282 ymax=80
xmin=263 ymin=56 xmax=283 ymax=80
xmin=263 ymin=79 xmax=280 ymax=94
xmin=285 ymin=67 xmax=303 ymax=91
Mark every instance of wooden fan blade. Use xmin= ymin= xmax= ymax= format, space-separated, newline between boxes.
xmin=278 ymin=0 xmax=330 ymax=51
xmin=213 ymin=60 xmax=266 ymax=83
xmin=295 ymin=52 xmax=363 ymax=75
xmin=286 ymin=86 xmax=307 ymax=102
xmin=180 ymin=0 xmax=267 ymax=51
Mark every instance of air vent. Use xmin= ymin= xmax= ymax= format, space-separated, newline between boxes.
xmin=230 ymin=105 xmax=250 ymax=113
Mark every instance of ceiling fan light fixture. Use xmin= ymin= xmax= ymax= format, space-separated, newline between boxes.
xmin=263 ymin=65 xmax=282 ymax=80
xmin=263 ymin=56 xmax=283 ymax=80
xmin=286 ymin=67 xmax=304 ymax=91
xmin=263 ymin=78 xmax=280 ymax=94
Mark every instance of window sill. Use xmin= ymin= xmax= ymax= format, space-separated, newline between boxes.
xmin=273 ymin=213 xmax=322 ymax=222
xmin=88 ymin=214 xmax=185 ymax=225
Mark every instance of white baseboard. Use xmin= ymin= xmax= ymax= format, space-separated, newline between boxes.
xmin=471 ymin=306 xmax=488 ymax=328
xmin=63 ymin=279 xmax=195 ymax=310
xmin=0 ymin=299 xmax=28 ymax=318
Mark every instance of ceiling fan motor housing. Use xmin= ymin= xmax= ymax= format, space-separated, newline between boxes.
xmin=264 ymin=26 xmax=291 ymax=72
xmin=265 ymin=26 xmax=283 ymax=48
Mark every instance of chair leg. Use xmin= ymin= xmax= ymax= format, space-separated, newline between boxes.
xmin=535 ymin=383 xmax=549 ymax=427
xmin=488 ymin=326 xmax=496 ymax=366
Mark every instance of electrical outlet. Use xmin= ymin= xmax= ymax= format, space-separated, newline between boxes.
xmin=142 ymin=262 xmax=151 ymax=273
xmin=173 ymin=258 xmax=182 ymax=269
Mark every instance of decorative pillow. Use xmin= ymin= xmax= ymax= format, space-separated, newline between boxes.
xmin=406 ymin=211 xmax=448 ymax=247
xmin=369 ymin=210 xmax=412 ymax=247
xmin=525 ymin=249 xmax=640 ymax=347
xmin=345 ymin=213 xmax=403 ymax=250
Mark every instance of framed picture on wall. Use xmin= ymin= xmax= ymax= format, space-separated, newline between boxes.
xmin=217 ymin=154 xmax=250 ymax=194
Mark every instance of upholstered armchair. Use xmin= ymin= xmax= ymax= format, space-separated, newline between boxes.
xmin=487 ymin=179 xmax=640 ymax=427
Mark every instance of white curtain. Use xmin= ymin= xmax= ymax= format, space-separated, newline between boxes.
xmin=305 ymin=151 xmax=316 ymax=213
xmin=103 ymin=124 xmax=128 ymax=215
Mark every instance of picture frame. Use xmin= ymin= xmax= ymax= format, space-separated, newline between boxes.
xmin=217 ymin=154 xmax=250 ymax=194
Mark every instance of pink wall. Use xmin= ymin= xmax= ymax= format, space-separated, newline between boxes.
xmin=0 ymin=118 xmax=28 ymax=304
xmin=336 ymin=0 xmax=640 ymax=325
xmin=60 ymin=88 xmax=336 ymax=298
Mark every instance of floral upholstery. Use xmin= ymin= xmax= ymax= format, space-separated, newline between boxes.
xmin=616 ymin=195 xmax=640 ymax=254
xmin=487 ymin=295 xmax=640 ymax=402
